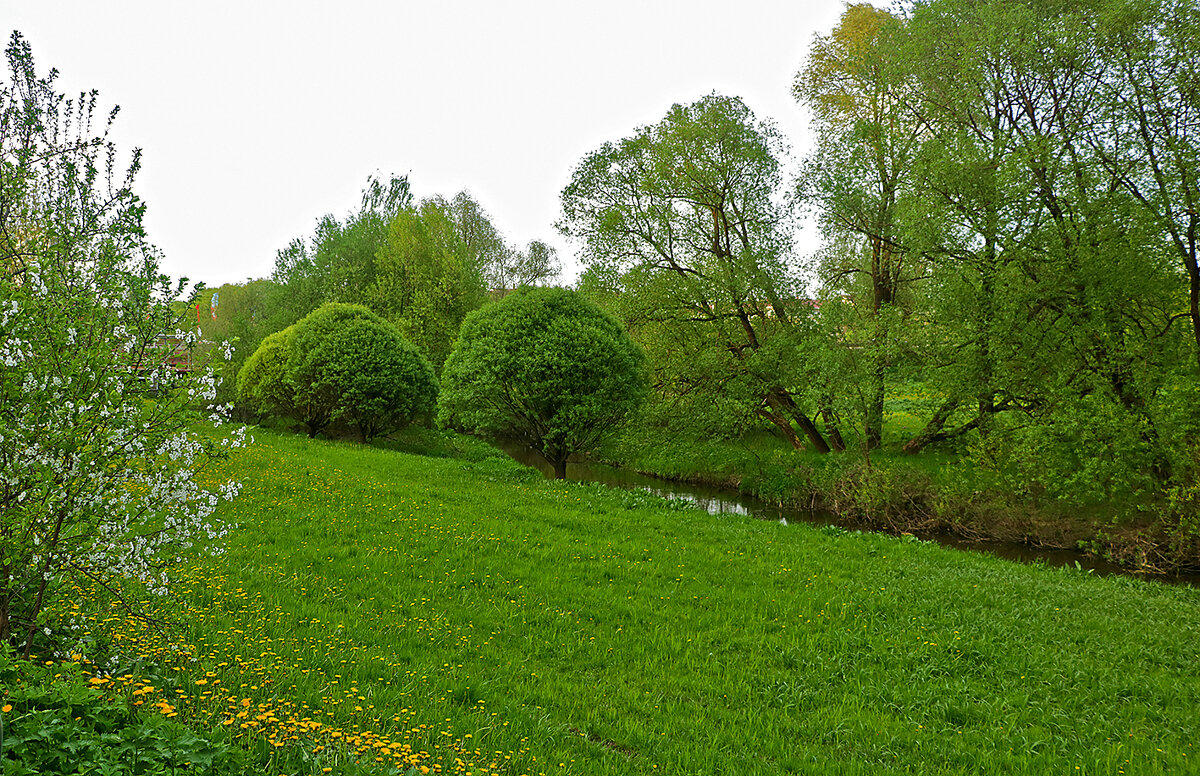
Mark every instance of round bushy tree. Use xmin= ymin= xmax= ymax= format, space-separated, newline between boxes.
xmin=314 ymin=315 xmax=438 ymax=441
xmin=287 ymin=303 xmax=383 ymax=437
xmin=235 ymin=327 xmax=297 ymax=422
xmin=439 ymin=287 xmax=647 ymax=478
xmin=238 ymin=303 xmax=436 ymax=441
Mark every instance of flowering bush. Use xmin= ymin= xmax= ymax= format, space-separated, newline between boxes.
xmin=0 ymin=32 xmax=244 ymax=657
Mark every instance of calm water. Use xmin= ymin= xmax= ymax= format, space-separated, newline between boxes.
xmin=500 ymin=444 xmax=1200 ymax=587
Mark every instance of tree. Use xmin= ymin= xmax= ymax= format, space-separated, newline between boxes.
xmin=270 ymin=173 xmax=413 ymax=321
xmin=307 ymin=313 xmax=438 ymax=442
xmin=190 ymin=278 xmax=285 ymax=412
xmin=559 ymin=94 xmax=836 ymax=452
xmin=0 ymin=33 xmax=243 ymax=655
xmin=440 ymin=191 xmax=511 ymax=289
xmin=371 ymin=199 xmax=487 ymax=371
xmin=1086 ymin=0 xmax=1200 ymax=371
xmin=269 ymin=182 xmax=561 ymax=372
xmin=237 ymin=303 xmax=436 ymax=441
xmin=796 ymin=3 xmax=924 ymax=450
xmin=507 ymin=239 xmax=562 ymax=288
xmin=439 ymin=287 xmax=647 ymax=478
xmin=439 ymin=191 xmax=562 ymax=289
xmin=785 ymin=0 xmax=1197 ymax=503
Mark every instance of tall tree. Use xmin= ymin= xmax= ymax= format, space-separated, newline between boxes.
xmin=439 ymin=191 xmax=511 ymax=289
xmin=560 ymin=94 xmax=835 ymax=452
xmin=440 ymin=191 xmax=562 ymax=289
xmin=372 ymin=199 xmax=487 ymax=370
xmin=270 ymin=173 xmax=413 ymax=319
xmin=884 ymin=0 xmax=1189 ymax=494
xmin=1087 ymin=0 xmax=1200 ymax=371
xmin=796 ymin=3 xmax=924 ymax=449
xmin=889 ymin=0 xmax=1049 ymax=451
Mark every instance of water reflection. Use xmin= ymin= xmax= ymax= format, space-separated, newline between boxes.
xmin=498 ymin=443 xmax=1199 ymax=586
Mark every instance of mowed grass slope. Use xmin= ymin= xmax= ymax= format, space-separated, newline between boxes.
xmin=95 ymin=431 xmax=1198 ymax=775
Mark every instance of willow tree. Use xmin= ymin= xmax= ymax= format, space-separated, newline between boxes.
xmin=1086 ymin=0 xmax=1200 ymax=372
xmin=439 ymin=288 xmax=646 ymax=478
xmin=560 ymin=94 xmax=836 ymax=452
xmin=796 ymin=3 xmax=925 ymax=450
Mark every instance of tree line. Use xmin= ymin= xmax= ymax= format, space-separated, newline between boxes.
xmin=9 ymin=0 xmax=1200 ymax=645
xmin=198 ymin=0 xmax=1200 ymax=526
xmin=199 ymin=176 xmax=562 ymax=406
xmin=560 ymin=0 xmax=1200 ymax=520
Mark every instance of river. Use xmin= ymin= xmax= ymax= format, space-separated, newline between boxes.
xmin=498 ymin=444 xmax=1200 ymax=587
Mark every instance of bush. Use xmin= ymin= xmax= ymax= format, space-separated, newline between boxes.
xmin=0 ymin=646 xmax=245 ymax=775
xmin=235 ymin=328 xmax=295 ymax=423
xmin=0 ymin=32 xmax=244 ymax=654
xmin=439 ymin=287 xmax=647 ymax=478
xmin=311 ymin=314 xmax=438 ymax=441
xmin=237 ymin=303 xmax=437 ymax=441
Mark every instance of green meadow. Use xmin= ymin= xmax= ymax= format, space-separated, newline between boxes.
xmin=62 ymin=431 xmax=1199 ymax=775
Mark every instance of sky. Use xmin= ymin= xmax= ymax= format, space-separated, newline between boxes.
xmin=6 ymin=0 xmax=855 ymax=289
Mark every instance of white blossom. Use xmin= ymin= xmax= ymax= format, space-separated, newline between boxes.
xmin=0 ymin=34 xmax=249 ymax=651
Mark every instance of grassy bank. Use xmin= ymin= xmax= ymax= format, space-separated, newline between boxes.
xmin=595 ymin=426 xmax=1200 ymax=572
xmin=35 ymin=429 xmax=1200 ymax=775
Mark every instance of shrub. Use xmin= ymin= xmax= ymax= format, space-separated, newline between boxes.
xmin=439 ymin=287 xmax=647 ymax=478
xmin=237 ymin=303 xmax=436 ymax=441
xmin=0 ymin=32 xmax=243 ymax=655
xmin=235 ymin=328 xmax=295 ymax=422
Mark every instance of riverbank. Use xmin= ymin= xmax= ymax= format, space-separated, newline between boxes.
xmin=51 ymin=429 xmax=1200 ymax=775
xmin=593 ymin=427 xmax=1200 ymax=574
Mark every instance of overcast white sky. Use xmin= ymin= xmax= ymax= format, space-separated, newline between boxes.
xmin=8 ymin=1 xmax=855 ymax=288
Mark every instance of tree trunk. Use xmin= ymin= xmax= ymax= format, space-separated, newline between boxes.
xmin=820 ymin=400 xmax=846 ymax=452
xmin=865 ymin=370 xmax=884 ymax=451
xmin=1187 ymin=240 xmax=1200 ymax=371
xmin=768 ymin=389 xmax=831 ymax=454
xmin=553 ymin=457 xmax=568 ymax=480
xmin=757 ymin=407 xmax=804 ymax=450
xmin=976 ymin=236 xmax=998 ymax=439
xmin=903 ymin=397 xmax=960 ymax=455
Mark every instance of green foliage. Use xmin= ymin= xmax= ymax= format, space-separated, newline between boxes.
xmin=561 ymin=94 xmax=838 ymax=454
xmin=268 ymin=181 xmax=559 ymax=375
xmin=287 ymin=303 xmax=387 ymax=437
xmin=310 ymin=314 xmax=439 ymax=442
xmin=439 ymin=287 xmax=647 ymax=477
xmin=237 ymin=303 xmax=436 ymax=441
xmin=768 ymin=0 xmax=1200 ymax=516
xmin=372 ymin=200 xmax=486 ymax=371
xmin=0 ymin=32 xmax=243 ymax=653
xmin=270 ymin=173 xmax=413 ymax=325
xmin=193 ymin=279 xmax=288 ymax=410
xmin=795 ymin=3 xmax=925 ymax=450
xmin=236 ymin=328 xmax=296 ymax=422
xmin=0 ymin=646 xmax=245 ymax=775
xmin=438 ymin=192 xmax=562 ymax=290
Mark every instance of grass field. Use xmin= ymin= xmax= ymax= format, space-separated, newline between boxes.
xmin=57 ymin=430 xmax=1200 ymax=775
